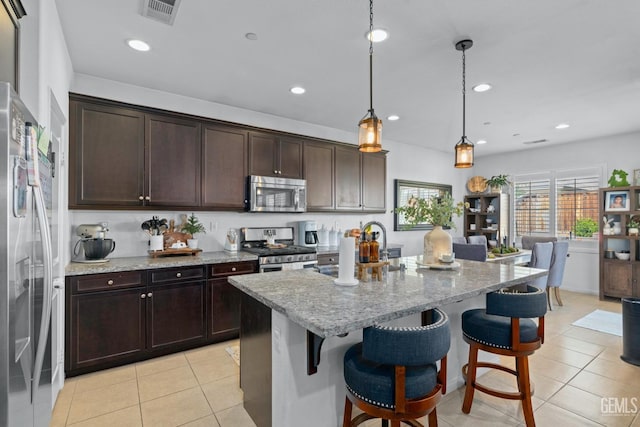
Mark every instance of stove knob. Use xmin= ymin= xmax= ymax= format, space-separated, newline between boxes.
xmin=287 ymin=256 xmax=293 ymax=262
xmin=275 ymin=256 xmax=281 ymax=263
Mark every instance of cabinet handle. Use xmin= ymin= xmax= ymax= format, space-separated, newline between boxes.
xmin=145 ymin=196 xmax=150 ymax=201
xmin=141 ymin=294 xmax=146 ymax=299
xmin=176 ymin=272 xmax=182 ymax=278
xmin=147 ymin=292 xmax=153 ymax=298
xmin=231 ymin=267 xmax=236 ymax=272
xmin=273 ymin=170 xmax=278 ymax=174
xmin=107 ymin=279 xmax=114 ymax=286
xmin=329 ymin=257 xmax=335 ymax=262
xmin=138 ymin=195 xmax=144 ymax=201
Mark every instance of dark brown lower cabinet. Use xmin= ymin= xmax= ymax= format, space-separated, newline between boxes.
xmin=66 ymin=261 xmax=257 ymax=377
xmin=148 ymin=281 xmax=206 ymax=350
xmin=68 ymin=287 xmax=146 ymax=372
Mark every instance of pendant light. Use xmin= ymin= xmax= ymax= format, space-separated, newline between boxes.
xmin=454 ymin=39 xmax=474 ymax=168
xmin=358 ymin=0 xmax=382 ymax=153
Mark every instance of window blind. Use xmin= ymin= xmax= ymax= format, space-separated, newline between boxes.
xmin=556 ymin=175 xmax=600 ymax=238
xmin=514 ymin=179 xmax=550 ymax=236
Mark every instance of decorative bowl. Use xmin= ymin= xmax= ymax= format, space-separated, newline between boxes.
xmin=615 ymin=252 xmax=630 ymax=261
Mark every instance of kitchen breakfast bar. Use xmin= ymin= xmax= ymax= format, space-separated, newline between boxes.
xmin=228 ymin=255 xmax=547 ymax=427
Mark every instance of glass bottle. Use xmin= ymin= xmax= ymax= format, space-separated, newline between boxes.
xmin=359 ymin=233 xmax=370 ymax=263
xmin=369 ymin=232 xmax=379 ymax=262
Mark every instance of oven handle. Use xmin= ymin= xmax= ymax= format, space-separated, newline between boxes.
xmin=259 ymin=261 xmax=318 ymax=273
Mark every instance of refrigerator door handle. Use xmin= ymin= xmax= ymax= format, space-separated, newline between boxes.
xmin=31 ymin=186 xmax=53 ymax=400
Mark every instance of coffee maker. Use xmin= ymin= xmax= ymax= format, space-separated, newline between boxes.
xmin=73 ymin=223 xmax=116 ymax=262
xmin=297 ymin=221 xmax=318 ymax=247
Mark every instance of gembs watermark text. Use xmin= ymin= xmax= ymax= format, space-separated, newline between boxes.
xmin=601 ymin=397 xmax=639 ymax=416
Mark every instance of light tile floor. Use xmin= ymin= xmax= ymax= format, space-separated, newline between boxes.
xmin=51 ymin=290 xmax=640 ymax=426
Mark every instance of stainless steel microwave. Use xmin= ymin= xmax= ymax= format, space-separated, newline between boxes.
xmin=248 ymin=175 xmax=306 ymax=212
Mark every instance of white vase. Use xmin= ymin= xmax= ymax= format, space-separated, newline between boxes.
xmin=187 ymin=238 xmax=198 ymax=249
xmin=424 ymin=226 xmax=453 ymax=263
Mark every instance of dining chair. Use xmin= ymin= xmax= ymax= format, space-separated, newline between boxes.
xmin=453 ymin=243 xmax=487 ymax=262
xmin=521 ymin=235 xmax=557 ymax=250
xmin=467 ymin=235 xmax=487 ymax=247
xmin=528 ymin=242 xmax=553 ymax=290
xmin=452 ymin=236 xmax=467 ymax=244
xmin=547 ymin=241 xmax=569 ymax=310
xmin=461 ymin=285 xmax=547 ymax=427
xmin=342 ymin=308 xmax=450 ymax=427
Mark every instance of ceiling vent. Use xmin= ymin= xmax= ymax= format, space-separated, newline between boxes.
xmin=141 ymin=0 xmax=181 ymax=25
xmin=523 ymin=139 xmax=547 ymax=145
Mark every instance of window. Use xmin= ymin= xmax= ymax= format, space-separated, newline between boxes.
xmin=514 ymin=179 xmax=551 ymax=236
xmin=556 ymin=176 xmax=600 ymax=239
xmin=513 ymin=168 xmax=602 ymax=239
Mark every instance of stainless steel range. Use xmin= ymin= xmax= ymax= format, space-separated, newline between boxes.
xmin=241 ymin=227 xmax=317 ymax=273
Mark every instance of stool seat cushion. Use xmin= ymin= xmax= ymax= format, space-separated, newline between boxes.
xmin=343 ymin=343 xmax=438 ymax=409
xmin=462 ymin=309 xmax=538 ymax=349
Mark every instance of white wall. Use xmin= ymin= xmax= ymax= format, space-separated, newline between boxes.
xmin=469 ymin=131 xmax=640 ymax=295
xmin=68 ymin=75 xmax=467 ymax=259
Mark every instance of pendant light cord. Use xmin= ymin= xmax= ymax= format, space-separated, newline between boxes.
xmin=369 ymin=0 xmax=374 ymax=113
xmin=462 ymin=46 xmax=466 ymax=138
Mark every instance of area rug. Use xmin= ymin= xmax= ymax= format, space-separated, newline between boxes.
xmin=225 ymin=345 xmax=240 ymax=366
xmin=572 ymin=309 xmax=622 ymax=336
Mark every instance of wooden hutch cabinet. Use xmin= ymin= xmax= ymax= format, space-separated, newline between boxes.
xmin=599 ymin=186 xmax=640 ymax=299
xmin=464 ymin=193 xmax=509 ymax=246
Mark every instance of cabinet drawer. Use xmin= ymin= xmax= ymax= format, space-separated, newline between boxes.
xmin=210 ymin=262 xmax=256 ymax=278
xmin=317 ymin=253 xmax=339 ymax=266
xmin=70 ymin=271 xmax=144 ymax=293
xmin=150 ymin=266 xmax=205 ymax=284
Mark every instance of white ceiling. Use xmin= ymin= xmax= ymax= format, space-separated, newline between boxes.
xmin=55 ymin=0 xmax=640 ymax=157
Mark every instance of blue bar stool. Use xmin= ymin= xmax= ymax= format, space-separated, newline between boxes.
xmin=342 ymin=308 xmax=450 ymax=427
xmin=461 ymin=285 xmax=547 ymax=427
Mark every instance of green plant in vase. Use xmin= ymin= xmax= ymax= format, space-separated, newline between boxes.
xmin=627 ymin=219 xmax=640 ymax=236
xmin=181 ymin=213 xmax=206 ymax=249
xmin=395 ymin=193 xmax=468 ymax=263
xmin=484 ymin=175 xmax=510 ymax=193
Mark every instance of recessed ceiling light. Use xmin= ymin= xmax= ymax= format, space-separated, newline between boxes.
xmin=290 ymin=86 xmax=306 ymax=95
xmin=245 ymin=33 xmax=258 ymax=41
xmin=555 ymin=123 xmax=570 ymax=129
xmin=127 ymin=39 xmax=150 ymax=52
xmin=387 ymin=115 xmax=399 ymax=121
xmin=472 ymin=83 xmax=492 ymax=92
xmin=476 ymin=139 xmax=487 ymax=145
xmin=365 ymin=29 xmax=388 ymax=43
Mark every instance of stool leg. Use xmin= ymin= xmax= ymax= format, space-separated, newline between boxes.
xmin=343 ymin=396 xmax=352 ymax=427
xmin=462 ymin=344 xmax=479 ymax=413
xmin=382 ymin=419 xmax=389 ymax=427
xmin=546 ymin=290 xmax=552 ymax=311
xmin=428 ymin=407 xmax=438 ymax=427
xmin=516 ymin=356 xmax=535 ymax=427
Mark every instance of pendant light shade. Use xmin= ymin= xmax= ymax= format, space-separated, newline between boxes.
xmin=454 ymin=39 xmax=474 ymax=168
xmin=358 ymin=0 xmax=382 ymax=153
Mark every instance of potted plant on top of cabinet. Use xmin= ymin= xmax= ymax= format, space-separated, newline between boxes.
xmin=485 ymin=175 xmax=511 ymax=193
xmin=182 ymin=213 xmax=206 ymax=249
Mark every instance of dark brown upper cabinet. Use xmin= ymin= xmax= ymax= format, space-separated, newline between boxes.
xmin=201 ymin=124 xmax=248 ymax=209
xmin=249 ymin=132 xmax=303 ymax=179
xmin=145 ymin=114 xmax=201 ymax=207
xmin=69 ymin=99 xmax=146 ymax=208
xmin=303 ymin=141 xmax=335 ymax=211
xmin=334 ymin=144 xmax=386 ymax=212
xmin=361 ymin=151 xmax=386 ymax=211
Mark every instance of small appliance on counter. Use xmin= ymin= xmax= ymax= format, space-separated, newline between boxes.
xmin=72 ymin=223 xmax=116 ymax=263
xmin=225 ymin=228 xmax=238 ymax=252
xmin=297 ymin=220 xmax=318 ymax=247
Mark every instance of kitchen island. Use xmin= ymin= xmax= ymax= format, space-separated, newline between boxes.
xmin=228 ymin=255 xmax=548 ymax=427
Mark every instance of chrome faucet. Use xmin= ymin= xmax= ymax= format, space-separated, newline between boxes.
xmin=361 ymin=221 xmax=388 ymax=261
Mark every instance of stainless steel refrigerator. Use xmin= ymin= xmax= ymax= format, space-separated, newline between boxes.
xmin=1 ymin=82 xmax=53 ymax=427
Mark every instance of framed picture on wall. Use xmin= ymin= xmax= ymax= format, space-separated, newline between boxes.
xmin=393 ymin=180 xmax=452 ymax=231
xmin=604 ymin=190 xmax=630 ymax=212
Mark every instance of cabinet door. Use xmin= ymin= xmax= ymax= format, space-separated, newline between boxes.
xmin=335 ymin=145 xmax=362 ymax=210
xmin=69 ymin=100 xmax=145 ymax=207
xmin=361 ymin=152 xmax=386 ymax=211
xmin=209 ymin=278 xmax=242 ymax=340
xmin=68 ymin=287 xmax=146 ymax=371
xmin=146 ymin=114 xmax=201 ymax=207
xmin=602 ymin=262 xmax=633 ymax=298
xmin=278 ymin=138 xmax=303 ymax=179
xmin=304 ymin=142 xmax=334 ymax=210
xmin=147 ymin=281 xmax=206 ymax=351
xmin=202 ymin=125 xmax=248 ymax=209
xmin=249 ymin=132 xmax=278 ymax=177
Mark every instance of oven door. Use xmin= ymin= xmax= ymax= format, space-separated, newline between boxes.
xmin=259 ymin=260 xmax=317 ymax=273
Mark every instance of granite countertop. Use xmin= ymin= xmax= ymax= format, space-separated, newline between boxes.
xmin=228 ymin=255 xmax=547 ymax=338
xmin=65 ymin=251 xmax=258 ymax=276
